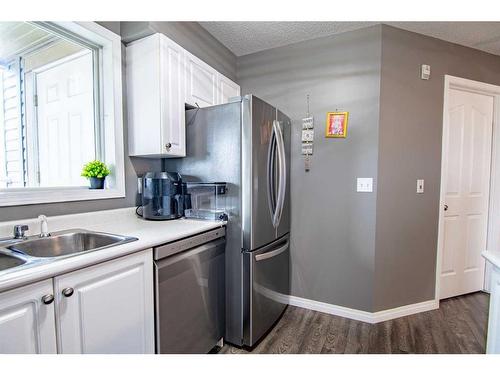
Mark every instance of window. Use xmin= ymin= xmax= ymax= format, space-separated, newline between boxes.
xmin=0 ymin=22 xmax=125 ymax=206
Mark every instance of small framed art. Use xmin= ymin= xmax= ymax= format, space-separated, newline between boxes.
xmin=325 ymin=111 xmax=349 ymax=138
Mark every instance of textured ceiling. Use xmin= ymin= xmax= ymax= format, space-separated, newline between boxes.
xmin=199 ymin=22 xmax=377 ymax=56
xmin=199 ymin=21 xmax=500 ymax=57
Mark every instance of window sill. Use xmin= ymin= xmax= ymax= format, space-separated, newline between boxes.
xmin=0 ymin=186 xmax=125 ymax=207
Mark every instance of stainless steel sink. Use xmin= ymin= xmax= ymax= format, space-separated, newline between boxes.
xmin=7 ymin=229 xmax=137 ymax=258
xmin=0 ymin=253 xmax=26 ymax=272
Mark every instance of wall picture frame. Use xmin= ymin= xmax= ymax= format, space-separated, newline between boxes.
xmin=325 ymin=111 xmax=349 ymax=138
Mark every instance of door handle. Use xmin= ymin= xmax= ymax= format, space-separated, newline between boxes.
xmin=273 ymin=120 xmax=286 ymax=228
xmin=267 ymin=124 xmax=277 ymax=224
xmin=255 ymin=240 xmax=289 ymax=262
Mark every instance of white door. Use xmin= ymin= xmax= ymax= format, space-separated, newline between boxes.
xmin=160 ymin=36 xmax=186 ymax=157
xmin=185 ymin=52 xmax=217 ymax=108
xmin=35 ymin=51 xmax=95 ymax=187
xmin=440 ymin=88 xmax=494 ymax=299
xmin=0 ymin=279 xmax=57 ymax=354
xmin=54 ymin=250 xmax=155 ymax=353
xmin=217 ymin=74 xmax=240 ymax=104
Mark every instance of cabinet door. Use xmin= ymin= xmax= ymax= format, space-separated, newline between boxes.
xmin=160 ymin=36 xmax=186 ymax=157
xmin=185 ymin=52 xmax=218 ymax=108
xmin=217 ymin=74 xmax=240 ymax=104
xmin=0 ymin=279 xmax=57 ymax=354
xmin=126 ymin=34 xmax=162 ymax=156
xmin=55 ymin=250 xmax=154 ymax=354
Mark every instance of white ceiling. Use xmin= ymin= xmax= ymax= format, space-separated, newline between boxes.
xmin=199 ymin=22 xmax=500 ymax=57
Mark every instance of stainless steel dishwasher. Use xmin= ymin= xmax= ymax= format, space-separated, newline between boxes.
xmin=153 ymin=227 xmax=225 ymax=354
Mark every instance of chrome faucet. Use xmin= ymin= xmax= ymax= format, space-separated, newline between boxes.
xmin=38 ymin=215 xmax=51 ymax=238
xmin=13 ymin=224 xmax=29 ymax=239
xmin=0 ymin=224 xmax=29 ymax=244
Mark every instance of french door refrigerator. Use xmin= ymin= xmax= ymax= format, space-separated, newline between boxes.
xmin=164 ymin=95 xmax=291 ymax=347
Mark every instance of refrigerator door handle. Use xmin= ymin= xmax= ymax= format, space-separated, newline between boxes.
xmin=267 ymin=122 xmax=278 ymax=227
xmin=273 ymin=120 xmax=287 ymax=228
xmin=254 ymin=239 xmax=289 ymax=262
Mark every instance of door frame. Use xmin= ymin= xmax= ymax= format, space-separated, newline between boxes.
xmin=436 ymin=75 xmax=500 ymax=303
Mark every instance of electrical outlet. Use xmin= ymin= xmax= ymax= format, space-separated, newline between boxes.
xmin=417 ymin=179 xmax=424 ymax=193
xmin=357 ymin=178 xmax=373 ymax=193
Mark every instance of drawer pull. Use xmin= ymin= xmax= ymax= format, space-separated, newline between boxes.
xmin=255 ymin=241 xmax=289 ymax=262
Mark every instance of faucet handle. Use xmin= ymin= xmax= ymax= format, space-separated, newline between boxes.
xmin=13 ymin=224 xmax=29 ymax=239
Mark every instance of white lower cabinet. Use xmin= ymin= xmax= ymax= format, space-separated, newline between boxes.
xmin=55 ymin=249 xmax=154 ymax=354
xmin=0 ymin=249 xmax=154 ymax=354
xmin=0 ymin=279 xmax=57 ymax=354
xmin=487 ymin=265 xmax=500 ymax=353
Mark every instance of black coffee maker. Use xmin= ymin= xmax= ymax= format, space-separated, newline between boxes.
xmin=138 ymin=172 xmax=191 ymax=220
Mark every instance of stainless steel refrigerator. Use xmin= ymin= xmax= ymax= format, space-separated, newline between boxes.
xmin=164 ymin=95 xmax=291 ymax=347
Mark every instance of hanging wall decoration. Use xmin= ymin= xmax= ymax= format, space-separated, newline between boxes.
xmin=325 ymin=111 xmax=349 ymax=138
xmin=302 ymin=95 xmax=314 ymax=172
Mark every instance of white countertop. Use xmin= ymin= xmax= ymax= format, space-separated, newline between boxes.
xmin=0 ymin=207 xmax=225 ymax=293
xmin=483 ymin=251 xmax=500 ymax=270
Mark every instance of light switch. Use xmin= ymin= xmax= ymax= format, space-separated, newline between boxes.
xmin=417 ymin=179 xmax=424 ymax=193
xmin=421 ymin=64 xmax=431 ymax=80
xmin=357 ymin=178 xmax=373 ymax=193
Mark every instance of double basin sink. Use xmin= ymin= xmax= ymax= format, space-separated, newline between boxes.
xmin=0 ymin=229 xmax=138 ymax=273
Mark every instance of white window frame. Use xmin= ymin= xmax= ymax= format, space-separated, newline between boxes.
xmin=0 ymin=22 xmax=125 ymax=206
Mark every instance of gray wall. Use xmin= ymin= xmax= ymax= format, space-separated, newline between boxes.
xmin=237 ymin=26 xmax=382 ymax=311
xmin=96 ymin=22 xmax=121 ymax=36
xmin=121 ymin=22 xmax=237 ymax=82
xmin=373 ymin=25 xmax=500 ymax=311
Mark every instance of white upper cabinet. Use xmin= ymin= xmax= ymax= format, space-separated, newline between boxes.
xmin=217 ymin=73 xmax=240 ymax=104
xmin=185 ymin=52 xmax=218 ymax=108
xmin=127 ymin=34 xmax=186 ymax=157
xmin=127 ymin=33 xmax=240 ymax=158
xmin=0 ymin=279 xmax=57 ymax=354
xmin=160 ymin=37 xmax=186 ymax=157
xmin=54 ymin=250 xmax=154 ymax=354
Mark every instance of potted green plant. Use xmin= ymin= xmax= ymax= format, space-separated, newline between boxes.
xmin=81 ymin=160 xmax=110 ymax=189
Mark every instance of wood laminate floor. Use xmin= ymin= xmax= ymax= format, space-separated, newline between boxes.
xmin=219 ymin=292 xmax=489 ymax=354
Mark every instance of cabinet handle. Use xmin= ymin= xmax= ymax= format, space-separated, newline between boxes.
xmin=165 ymin=143 xmax=172 ymax=151
xmin=444 ymin=204 xmax=449 ymax=211
xmin=62 ymin=287 xmax=74 ymax=297
xmin=41 ymin=294 xmax=54 ymax=305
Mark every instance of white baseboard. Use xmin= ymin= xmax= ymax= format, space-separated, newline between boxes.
xmin=371 ymin=299 xmax=439 ymax=323
xmin=287 ymin=295 xmax=439 ymax=324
